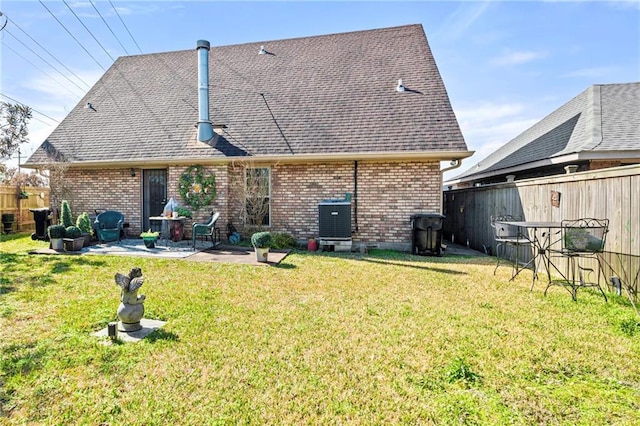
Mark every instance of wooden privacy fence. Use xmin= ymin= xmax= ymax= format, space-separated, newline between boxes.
xmin=0 ymin=185 xmax=51 ymax=233
xmin=443 ymin=164 xmax=640 ymax=299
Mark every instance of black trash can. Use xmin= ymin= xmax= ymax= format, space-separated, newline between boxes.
xmin=411 ymin=213 xmax=445 ymax=256
xmin=29 ymin=208 xmax=52 ymax=241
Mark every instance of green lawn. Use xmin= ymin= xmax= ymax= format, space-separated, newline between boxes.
xmin=1 ymin=233 xmax=639 ymax=425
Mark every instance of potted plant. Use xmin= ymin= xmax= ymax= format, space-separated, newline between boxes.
xmin=76 ymin=212 xmax=93 ymax=247
xmin=176 ymin=207 xmax=192 ymax=218
xmin=2 ymin=213 xmax=15 ymax=234
xmin=60 ymin=200 xmax=74 ymax=228
xmin=251 ymin=231 xmax=272 ymax=262
xmin=47 ymin=224 xmax=66 ymax=250
xmin=140 ymin=229 xmax=160 ymax=248
xmin=63 ymin=226 xmax=84 ymax=251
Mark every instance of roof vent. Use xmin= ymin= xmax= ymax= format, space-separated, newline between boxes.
xmin=396 ymin=79 xmax=405 ymax=92
xmin=259 ymin=45 xmax=267 ymax=55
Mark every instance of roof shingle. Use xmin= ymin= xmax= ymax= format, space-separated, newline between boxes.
xmin=26 ymin=24 xmax=468 ymax=166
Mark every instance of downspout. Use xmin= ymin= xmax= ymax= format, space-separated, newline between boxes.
xmin=196 ymin=40 xmax=214 ymax=142
xmin=440 ymin=159 xmax=462 ymax=174
xmin=353 ymin=160 xmax=359 ymax=232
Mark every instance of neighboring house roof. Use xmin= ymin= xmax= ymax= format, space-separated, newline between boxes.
xmin=25 ymin=24 xmax=470 ymax=168
xmin=448 ymin=82 xmax=640 ymax=185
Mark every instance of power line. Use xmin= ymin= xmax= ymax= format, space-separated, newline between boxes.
xmin=7 ymin=16 xmax=92 ymax=89
xmin=89 ymin=0 xmax=129 ymax=56
xmin=4 ymin=28 xmax=89 ymax=93
xmin=62 ymin=0 xmax=115 ymax=63
xmin=2 ymin=43 xmax=85 ymax=99
xmin=38 ymin=0 xmax=107 ymax=71
xmin=0 ymin=92 xmax=61 ymax=123
xmin=109 ymin=0 xmax=142 ymax=54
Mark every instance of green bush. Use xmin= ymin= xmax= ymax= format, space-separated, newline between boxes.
xmin=251 ymin=231 xmax=272 ymax=248
xmin=176 ymin=207 xmax=192 ymax=218
xmin=271 ymin=232 xmax=297 ymax=249
xmin=60 ymin=200 xmax=74 ymax=228
xmin=65 ymin=226 xmax=82 ymax=239
xmin=47 ymin=224 xmax=66 ymax=239
xmin=76 ymin=213 xmax=92 ymax=234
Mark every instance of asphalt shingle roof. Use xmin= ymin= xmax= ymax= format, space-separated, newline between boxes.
xmin=454 ymin=82 xmax=640 ymax=181
xmin=26 ymin=24 xmax=468 ymax=166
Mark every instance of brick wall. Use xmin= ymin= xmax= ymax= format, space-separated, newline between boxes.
xmin=66 ymin=161 xmax=442 ymax=248
xmin=234 ymin=160 xmax=442 ymax=247
xmin=61 ymin=169 xmax=141 ymax=234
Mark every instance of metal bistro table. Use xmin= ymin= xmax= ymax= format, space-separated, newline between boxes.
xmin=496 ymin=221 xmax=563 ymax=291
xmin=149 ymin=216 xmax=186 ymax=246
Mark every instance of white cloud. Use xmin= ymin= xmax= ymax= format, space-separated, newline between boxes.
xmin=437 ymin=1 xmax=493 ymax=41
xmin=490 ymin=50 xmax=547 ymax=66
xmin=562 ymin=66 xmax=621 ymax=79
xmin=444 ymin=102 xmax=541 ymax=181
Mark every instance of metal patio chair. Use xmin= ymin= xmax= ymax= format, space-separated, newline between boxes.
xmin=490 ymin=214 xmax=533 ymax=280
xmin=545 ymin=218 xmax=609 ymax=301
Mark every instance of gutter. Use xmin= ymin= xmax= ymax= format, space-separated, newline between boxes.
xmin=22 ymin=150 xmax=474 ymax=170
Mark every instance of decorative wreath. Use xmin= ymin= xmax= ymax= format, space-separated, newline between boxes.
xmin=178 ymin=165 xmax=217 ymax=211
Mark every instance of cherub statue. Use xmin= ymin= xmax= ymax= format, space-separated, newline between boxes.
xmin=114 ymin=267 xmax=146 ymax=332
xmin=115 ymin=267 xmax=146 ymax=305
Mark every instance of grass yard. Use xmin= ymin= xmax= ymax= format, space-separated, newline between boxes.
xmin=1 ymin=233 xmax=639 ymax=425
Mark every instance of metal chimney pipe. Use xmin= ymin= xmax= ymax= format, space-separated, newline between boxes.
xmin=196 ymin=40 xmax=214 ymax=142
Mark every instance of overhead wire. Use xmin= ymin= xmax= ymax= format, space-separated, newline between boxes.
xmin=89 ymin=0 xmax=130 ymax=56
xmin=38 ymin=0 xmax=107 ymax=71
xmin=3 ymin=28 xmax=89 ymax=94
xmin=109 ymin=0 xmax=143 ymax=54
xmin=2 ymin=43 xmax=86 ymax=99
xmin=6 ymin=16 xmax=92 ymax=90
xmin=0 ymin=92 xmax=61 ymax=123
xmin=62 ymin=0 xmax=115 ymax=63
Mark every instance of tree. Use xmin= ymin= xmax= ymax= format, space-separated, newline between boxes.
xmin=0 ymin=167 xmax=47 ymax=187
xmin=1 ymin=101 xmax=32 ymax=160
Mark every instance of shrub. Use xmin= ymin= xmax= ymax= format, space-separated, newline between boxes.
xmin=271 ymin=232 xmax=297 ymax=249
xmin=60 ymin=200 xmax=74 ymax=228
xmin=251 ymin=231 xmax=272 ymax=248
xmin=76 ymin=213 xmax=92 ymax=234
xmin=47 ymin=224 xmax=66 ymax=239
xmin=65 ymin=226 xmax=82 ymax=239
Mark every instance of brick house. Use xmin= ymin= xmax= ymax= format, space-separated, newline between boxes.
xmin=446 ymin=82 xmax=640 ymax=188
xmin=24 ymin=24 xmax=470 ymax=250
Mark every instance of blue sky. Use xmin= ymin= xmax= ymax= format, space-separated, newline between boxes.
xmin=1 ymin=1 xmax=638 ymax=179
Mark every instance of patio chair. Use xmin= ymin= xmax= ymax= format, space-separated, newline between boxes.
xmin=94 ymin=210 xmax=125 ymax=243
xmin=545 ymin=218 xmax=609 ymax=301
xmin=192 ymin=212 xmax=220 ymax=249
xmin=490 ymin=214 xmax=533 ymax=280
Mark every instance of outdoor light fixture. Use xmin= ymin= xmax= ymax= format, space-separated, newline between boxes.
xmin=130 ymin=168 xmax=136 ymax=177
xmin=85 ymin=102 xmax=96 ymax=111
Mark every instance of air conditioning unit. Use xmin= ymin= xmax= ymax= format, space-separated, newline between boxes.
xmin=318 ymin=200 xmax=351 ymax=240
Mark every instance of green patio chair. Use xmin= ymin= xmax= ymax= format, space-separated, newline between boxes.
xmin=192 ymin=212 xmax=220 ymax=250
xmin=94 ymin=210 xmax=125 ymax=243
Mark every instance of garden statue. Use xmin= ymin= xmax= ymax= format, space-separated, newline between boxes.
xmin=114 ymin=267 xmax=146 ymax=332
